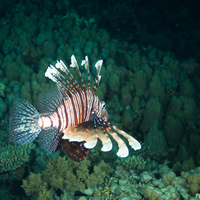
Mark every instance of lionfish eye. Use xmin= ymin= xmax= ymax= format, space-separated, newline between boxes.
xmin=102 ymin=104 xmax=106 ymax=109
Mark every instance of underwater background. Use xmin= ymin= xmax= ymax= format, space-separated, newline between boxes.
xmin=0 ymin=0 xmax=200 ymax=199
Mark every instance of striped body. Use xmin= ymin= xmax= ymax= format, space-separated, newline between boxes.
xmin=39 ymin=90 xmax=97 ymax=131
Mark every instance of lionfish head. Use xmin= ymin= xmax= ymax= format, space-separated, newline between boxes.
xmin=97 ymin=101 xmax=109 ymax=122
xmin=100 ymin=103 xmax=108 ymax=121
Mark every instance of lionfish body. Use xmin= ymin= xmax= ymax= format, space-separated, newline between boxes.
xmin=9 ymin=55 xmax=141 ymax=162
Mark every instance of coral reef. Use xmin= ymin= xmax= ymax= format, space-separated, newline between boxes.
xmin=115 ymin=154 xmax=146 ymax=172
xmin=0 ymin=0 xmax=200 ymax=199
xmin=22 ymin=156 xmax=113 ymax=199
xmin=145 ymin=126 xmax=168 ymax=156
xmin=0 ymin=143 xmax=35 ymax=173
xmin=91 ymin=162 xmax=200 ymax=200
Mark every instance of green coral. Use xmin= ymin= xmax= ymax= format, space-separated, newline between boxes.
xmin=115 ymin=155 xmax=146 ymax=172
xmin=22 ymin=156 xmax=113 ymax=199
xmin=0 ymin=143 xmax=35 ymax=173
xmin=22 ymin=172 xmax=54 ymax=200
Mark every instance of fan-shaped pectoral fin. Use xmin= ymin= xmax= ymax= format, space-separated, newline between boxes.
xmin=83 ymin=129 xmax=98 ymax=149
xmin=62 ymin=126 xmax=86 ymax=142
xmin=112 ymin=125 xmax=141 ymax=150
xmin=62 ymin=123 xmax=98 ymax=149
xmin=96 ymin=128 xmax=112 ymax=152
xmin=106 ymin=129 xmax=129 ymax=158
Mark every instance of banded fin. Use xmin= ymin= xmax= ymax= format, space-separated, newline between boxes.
xmin=45 ymin=61 xmax=80 ymax=97
xmin=61 ymin=140 xmax=89 ymax=162
xmin=9 ymin=98 xmax=41 ymax=145
xmin=37 ymin=88 xmax=63 ymax=113
xmin=91 ymin=60 xmax=103 ymax=93
xmin=38 ymin=128 xmax=62 ymax=153
xmin=45 ymin=55 xmax=103 ymax=96
xmin=70 ymin=55 xmax=86 ymax=91
xmin=104 ymin=123 xmax=141 ymax=158
xmin=97 ymin=129 xmax=112 ymax=152
xmin=62 ymin=121 xmax=98 ymax=149
xmin=81 ymin=56 xmax=90 ymax=90
xmin=62 ymin=119 xmax=141 ymax=158
xmin=111 ymin=124 xmax=141 ymax=151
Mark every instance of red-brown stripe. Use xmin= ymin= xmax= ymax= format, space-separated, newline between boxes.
xmin=70 ymin=95 xmax=78 ymax=125
xmin=63 ymin=100 xmax=68 ymax=129
xmin=77 ymin=90 xmax=84 ymax=123
xmin=84 ymin=90 xmax=88 ymax=120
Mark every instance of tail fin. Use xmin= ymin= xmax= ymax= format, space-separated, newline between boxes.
xmin=9 ymin=98 xmax=41 ymax=145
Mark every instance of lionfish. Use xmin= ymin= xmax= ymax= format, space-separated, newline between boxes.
xmin=9 ymin=55 xmax=141 ymax=162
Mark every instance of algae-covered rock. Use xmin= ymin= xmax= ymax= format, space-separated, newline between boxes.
xmin=140 ymin=171 xmax=153 ymax=183
xmin=171 ymin=176 xmax=187 ymax=188
xmin=189 ymin=183 xmax=200 ymax=195
xmin=162 ymin=170 xmax=176 ymax=186
xmin=181 ymin=167 xmax=200 ymax=185
xmin=144 ymin=186 xmax=162 ymax=200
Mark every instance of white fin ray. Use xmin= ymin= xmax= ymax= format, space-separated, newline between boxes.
xmin=97 ymin=129 xmax=113 ymax=152
xmin=81 ymin=56 xmax=90 ymax=90
xmin=62 ymin=120 xmax=141 ymax=158
xmin=112 ymin=125 xmax=141 ymax=150
xmin=106 ymin=130 xmax=129 ymax=157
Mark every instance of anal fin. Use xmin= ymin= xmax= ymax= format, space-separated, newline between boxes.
xmin=60 ymin=140 xmax=89 ymax=162
xmin=38 ymin=128 xmax=62 ymax=153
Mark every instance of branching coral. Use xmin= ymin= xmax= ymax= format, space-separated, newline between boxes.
xmin=22 ymin=172 xmax=54 ymax=200
xmin=22 ymin=156 xmax=113 ymax=199
xmin=115 ymin=155 xmax=146 ymax=172
xmin=0 ymin=143 xmax=35 ymax=172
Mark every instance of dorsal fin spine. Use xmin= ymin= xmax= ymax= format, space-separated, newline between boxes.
xmin=56 ymin=60 xmax=81 ymax=92
xmin=45 ymin=64 xmax=75 ymax=96
xmin=91 ymin=60 xmax=103 ymax=93
xmin=81 ymin=56 xmax=90 ymax=90
xmin=45 ymin=56 xmax=103 ymax=96
xmin=70 ymin=55 xmax=86 ymax=91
